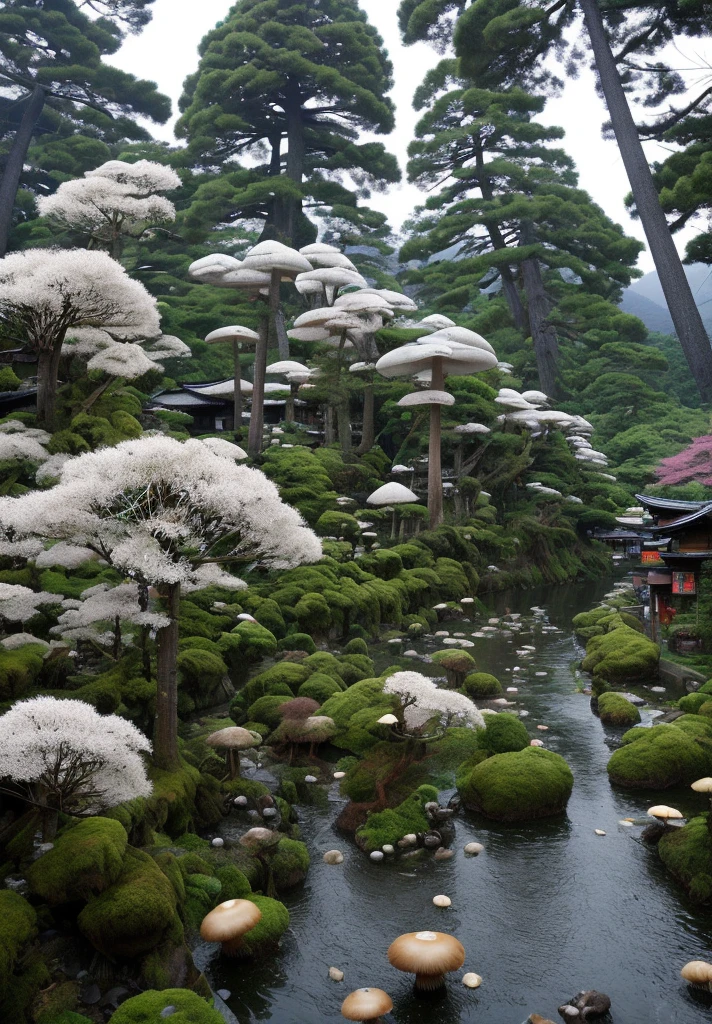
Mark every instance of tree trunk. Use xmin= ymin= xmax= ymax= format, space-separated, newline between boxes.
xmin=154 ymin=583 xmax=180 ymax=771
xmin=286 ymin=384 xmax=296 ymax=423
xmin=285 ymin=83 xmax=305 ymax=245
xmin=248 ymin=310 xmax=269 ymax=457
xmin=138 ymin=582 xmax=152 ymax=683
xmin=580 ymin=0 xmax=712 ymax=400
xmin=428 ymin=358 xmax=445 ymax=528
xmin=36 ymin=344 xmax=63 ymax=430
xmin=323 ymin=404 xmax=335 ymax=444
xmin=337 ymin=399 xmax=352 ymax=455
xmin=356 ymin=381 xmax=375 ymax=454
xmin=500 ymin=264 xmax=528 ymax=330
xmin=0 ymin=85 xmax=46 ymax=258
xmin=275 ymin=306 xmax=290 ymax=359
xmin=232 ymin=339 xmax=242 ymax=434
xmin=521 ymin=255 xmax=559 ymax=396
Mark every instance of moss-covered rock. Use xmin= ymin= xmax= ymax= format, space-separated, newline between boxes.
xmin=462 ymin=671 xmax=503 ymax=698
xmin=0 ymin=891 xmax=36 ymax=1000
xmin=26 ymin=817 xmax=127 ymax=904
xmin=228 ymin=621 xmax=278 ymax=664
xmin=78 ymin=847 xmax=182 ymax=959
xmin=458 ymin=747 xmax=574 ymax=821
xmin=214 ymin=864 xmax=252 ymax=901
xmin=344 ymin=637 xmax=369 ymax=656
xmin=658 ymin=814 xmax=712 ymax=903
xmin=607 ymin=722 xmax=712 ymax=789
xmin=297 ymin=672 xmax=343 ymax=703
xmin=581 ymin=624 xmax=659 ymax=684
xmin=246 ymin=694 xmax=290 ymax=730
xmin=431 ymin=649 xmax=476 ymax=687
xmin=677 ymin=692 xmax=711 ymax=715
xmin=476 ymin=712 xmax=530 ymax=754
xmin=271 ymin=838 xmax=309 ymax=890
xmin=108 ymin=989 xmax=224 ymax=1023
xmin=597 ymin=692 xmax=641 ymax=727
xmin=0 ymin=643 xmax=47 ymax=701
xmin=355 ymin=785 xmax=438 ymax=852
xmin=241 ymin=895 xmax=289 ymax=955
xmin=277 ymin=632 xmax=316 ymax=654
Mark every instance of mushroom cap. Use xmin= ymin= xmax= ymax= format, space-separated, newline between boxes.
xmin=334 ymin=291 xmax=394 ymax=314
xmin=358 ymin=288 xmax=418 ymax=312
xmin=296 ymin=268 xmax=367 ymax=289
xmin=341 ymin=988 xmax=393 ymax=1021
xmin=299 ymin=242 xmax=341 ymax=255
xmin=424 ymin=326 xmax=496 ymax=356
xmin=398 ymin=390 xmax=455 ymax=408
xmin=206 ymin=726 xmax=258 ymax=750
xmin=266 ymin=360 xmax=310 ymax=375
xmin=691 ymin=777 xmax=712 ymax=793
xmin=189 ymin=254 xmax=242 ymax=276
xmin=387 ymin=340 xmax=498 ymax=377
xmin=184 ymin=380 xmax=254 ymax=400
xmin=376 ymin=343 xmax=453 ymax=378
xmin=239 ymin=827 xmax=281 ymax=850
xmin=280 ymin=696 xmax=321 ymax=720
xmin=205 ymin=325 xmax=260 ymax=345
xmin=293 ymin=306 xmax=345 ymax=328
xmin=294 ymin=278 xmax=325 ymax=296
xmin=495 ymin=395 xmax=535 ymax=410
xmin=301 ymin=715 xmax=337 ymax=741
xmin=647 ymin=804 xmax=684 ymax=820
xmin=387 ymin=931 xmax=465 ymax=975
xmin=521 ymin=390 xmax=550 ymax=406
xmin=242 ymin=240 xmax=312 ymax=276
xmin=378 ymin=713 xmax=399 ymax=725
xmin=453 ymin=423 xmax=491 ymax=435
xmin=681 ymin=960 xmax=712 ymax=984
xmin=298 ymin=246 xmax=356 ymax=270
xmin=419 ymin=314 xmax=456 ymax=330
xmin=199 ymin=898 xmax=262 ymax=943
xmin=349 ymin=361 xmax=377 ymax=374
xmin=367 ymin=482 xmax=419 ymax=505
xmin=288 ymin=326 xmax=331 ymax=342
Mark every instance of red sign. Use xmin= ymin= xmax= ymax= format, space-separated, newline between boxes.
xmin=641 ymin=550 xmax=663 ymax=564
xmin=672 ymin=571 xmax=696 ymax=595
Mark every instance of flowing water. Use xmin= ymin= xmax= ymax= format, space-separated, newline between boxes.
xmin=195 ymin=576 xmax=712 ymax=1023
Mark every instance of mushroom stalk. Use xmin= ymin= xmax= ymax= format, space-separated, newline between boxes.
xmin=248 ymin=311 xmax=269 ymax=457
xmin=428 ymin=357 xmax=445 ymax=528
xmin=232 ymin=339 xmax=242 ymax=433
xmin=356 ymin=379 xmax=375 ymax=454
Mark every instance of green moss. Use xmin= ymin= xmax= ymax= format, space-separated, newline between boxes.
xmin=337 ymin=653 xmax=375 ymax=684
xmin=301 ymin=651 xmax=344 ymax=681
xmin=108 ymin=989 xmax=224 ymax=1023
xmin=458 ymin=747 xmax=574 ymax=821
xmin=26 ymin=817 xmax=127 ymax=904
xmin=0 ymin=644 xmax=47 ymax=701
xmin=678 ymin=692 xmax=711 ymax=715
xmin=246 ymin=694 xmax=290 ymax=729
xmin=78 ymin=847 xmax=182 ymax=958
xmin=297 ymin=673 xmax=343 ymax=703
xmin=153 ymin=852 xmax=186 ymax=905
xmin=271 ymin=838 xmax=310 ymax=890
xmin=0 ymin=891 xmax=36 ymax=999
xmin=241 ymin=895 xmax=289 ymax=955
xmin=476 ymin=712 xmax=530 ymax=754
xmin=185 ymin=873 xmax=221 ymax=900
xmin=344 ymin=637 xmax=369 ymax=656
xmin=277 ymin=632 xmax=317 ymax=654
xmin=172 ymin=833 xmax=211 ymax=853
xmin=658 ymin=814 xmax=712 ymax=903
xmin=228 ymin=621 xmax=278 ymax=663
xmin=607 ymin=723 xmax=712 ymax=789
xmin=315 ymin=510 xmax=361 ymax=541
xmin=431 ymin=649 xmax=476 ymax=687
xmin=223 ymin=777 xmax=271 ymax=803
xmin=294 ymin=592 xmax=332 ymax=633
xmin=581 ymin=624 xmax=659 ymax=684
xmin=597 ymin=692 xmax=641 ymax=727
xmin=356 ymin=786 xmax=435 ymax=851
xmin=462 ymin=671 xmax=503 ymax=698
xmin=214 ymin=865 xmax=252 ymax=900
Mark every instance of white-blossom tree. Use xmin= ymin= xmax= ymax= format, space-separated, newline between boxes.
xmin=0 ymin=435 xmax=322 ymax=769
xmin=0 ymin=582 xmax=58 ymax=624
xmin=53 ymin=582 xmax=169 ymax=659
xmin=0 ymin=248 xmax=160 ymax=428
xmin=37 ymin=159 xmax=181 ymax=260
xmin=0 ymin=696 xmax=152 ymax=839
xmin=384 ymin=671 xmax=485 ymax=731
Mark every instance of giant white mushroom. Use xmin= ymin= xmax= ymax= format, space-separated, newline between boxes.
xmin=266 ymin=359 xmax=311 ymax=422
xmin=367 ymin=481 xmax=420 ymax=539
xmin=299 ymin=242 xmax=357 ymax=270
xmin=295 ymin=267 xmax=368 ymax=304
xmin=204 ymin=325 xmax=260 ymax=431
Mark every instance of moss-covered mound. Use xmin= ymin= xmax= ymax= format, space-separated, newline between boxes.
xmin=241 ymin=895 xmax=289 ymax=955
xmin=607 ymin=721 xmax=712 ymax=789
xmin=355 ymin=785 xmax=439 ymax=851
xmin=476 ymin=712 xmax=530 ymax=754
xmin=597 ymin=692 xmax=641 ymax=727
xmin=108 ymin=989 xmax=223 ymax=1023
xmin=457 ymin=747 xmax=574 ymax=821
xmin=658 ymin=814 xmax=712 ymax=903
xmin=27 ymin=817 xmax=128 ymax=904
xmin=462 ymin=671 xmax=503 ymax=698
xmin=431 ymin=649 xmax=476 ymax=687
xmin=581 ymin=624 xmax=659 ymax=685
xmin=271 ymin=838 xmax=310 ymax=890
xmin=0 ymin=890 xmax=36 ymax=1000
xmin=78 ymin=847 xmax=182 ymax=958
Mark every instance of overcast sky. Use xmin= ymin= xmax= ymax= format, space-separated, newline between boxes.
xmin=107 ymin=0 xmax=706 ymax=274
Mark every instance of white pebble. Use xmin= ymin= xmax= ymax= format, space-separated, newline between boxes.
xmin=530 ymin=739 xmax=544 ymax=747
xmin=233 ymin=796 xmax=248 ymax=807
xmin=594 ymin=829 xmax=606 ymax=836
xmin=433 ymin=894 xmax=451 ymax=908
xmin=462 ymin=973 xmax=482 ymax=988
xmin=304 ymin=775 xmax=317 ymax=783
xmin=464 ymin=842 xmax=484 ymax=855
xmin=328 ymin=967 xmax=344 ymax=982
xmin=535 ymin=671 xmax=548 ymax=677
xmin=333 ymin=771 xmax=345 ymax=779
xmin=370 ymin=851 xmax=384 ymax=862
xmin=536 ymin=725 xmax=549 ymax=731
xmin=506 ymin=687 xmax=518 ymax=693
xmin=382 ymin=844 xmax=395 ymax=855
xmin=618 ymin=820 xmax=634 ymax=827
xmin=211 ymin=837 xmax=224 ymax=848
xmin=323 ymin=850 xmax=344 ymax=865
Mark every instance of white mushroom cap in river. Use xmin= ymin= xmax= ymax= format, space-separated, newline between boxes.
xmin=241 ymin=240 xmax=312 ymax=277
xmin=367 ymin=482 xmax=418 ymax=505
xmin=341 ymin=987 xmax=393 ymax=1022
xmin=647 ymin=804 xmax=684 ymax=821
xmin=681 ymin=960 xmax=712 ymax=990
xmin=398 ymin=390 xmax=456 ymax=408
xmin=691 ymin=777 xmax=712 ymax=793
xmin=387 ymin=930 xmax=466 ymax=990
xmin=205 ymin=325 xmax=260 ymax=345
xmin=199 ymin=899 xmax=262 ymax=956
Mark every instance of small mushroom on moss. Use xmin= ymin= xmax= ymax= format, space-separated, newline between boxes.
xmin=647 ymin=804 xmax=684 ymax=826
xmin=681 ymin=960 xmax=712 ymax=991
xmin=206 ymin=726 xmax=259 ymax=779
xmin=341 ymin=987 xmax=393 ymax=1023
xmin=200 ymin=898 xmax=262 ymax=956
xmin=387 ymin=930 xmax=465 ymax=991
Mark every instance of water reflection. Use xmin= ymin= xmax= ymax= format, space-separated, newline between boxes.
xmin=200 ymin=576 xmax=712 ymax=1022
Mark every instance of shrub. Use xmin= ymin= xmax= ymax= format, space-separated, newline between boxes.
xmin=26 ymin=817 xmax=127 ymax=904
xmin=0 ymin=644 xmax=46 ymax=701
xmin=677 ymin=692 xmax=711 ymax=715
xmin=108 ymin=989 xmax=223 ymax=1023
xmin=458 ymin=747 xmax=574 ymax=821
xmin=315 ymin=511 xmax=361 ymax=542
xmin=294 ymin=593 xmax=331 ymax=633
xmin=229 ymin=621 xmax=278 ymax=662
xmin=462 ymin=672 xmax=503 ymax=698
xmin=476 ymin=712 xmax=530 ymax=754
xmin=597 ymin=692 xmax=641 ymax=727
xmin=246 ymin=695 xmax=291 ymax=730
xmin=607 ymin=722 xmax=712 ymax=788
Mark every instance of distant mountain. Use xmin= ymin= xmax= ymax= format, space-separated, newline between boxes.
xmin=620 ymin=263 xmax=712 ymax=335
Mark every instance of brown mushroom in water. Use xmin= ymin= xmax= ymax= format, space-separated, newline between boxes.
xmin=205 ymin=726 xmax=259 ymax=780
xmin=387 ymin=930 xmax=465 ymax=992
xmin=681 ymin=960 xmax=712 ymax=991
xmin=341 ymin=988 xmax=393 ymax=1023
xmin=199 ymin=898 xmax=262 ymax=956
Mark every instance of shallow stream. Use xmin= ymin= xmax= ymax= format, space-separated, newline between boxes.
xmin=195 ymin=576 xmax=712 ymax=1023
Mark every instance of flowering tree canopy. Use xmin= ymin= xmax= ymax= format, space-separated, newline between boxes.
xmin=0 ymin=696 xmax=152 ymax=838
xmin=384 ymin=671 xmax=485 ymax=730
xmin=0 ymin=582 xmax=57 ymax=623
xmin=0 ymin=248 xmax=160 ymax=427
xmin=37 ymin=160 xmax=180 ymax=258
xmin=655 ymin=435 xmax=712 ymax=487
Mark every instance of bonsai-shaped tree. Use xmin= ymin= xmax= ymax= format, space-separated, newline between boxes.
xmin=0 ymin=435 xmax=322 ymax=770
xmin=0 ymin=248 xmax=160 ymax=427
xmin=655 ymin=435 xmax=712 ymax=489
xmin=383 ymin=670 xmax=485 ymax=732
xmin=0 ymin=695 xmax=152 ymax=840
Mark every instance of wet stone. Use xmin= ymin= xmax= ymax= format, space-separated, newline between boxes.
xmin=81 ymin=983 xmax=101 ymax=1005
xmin=160 ymin=1008 xmax=177 ymax=1019
xmin=217 ymin=989 xmax=231 ymax=1000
